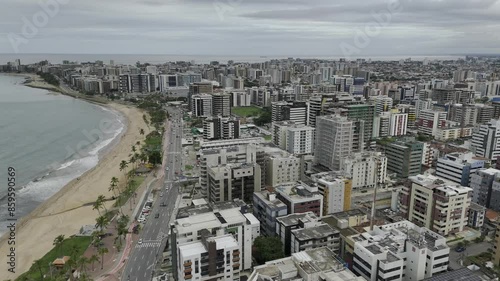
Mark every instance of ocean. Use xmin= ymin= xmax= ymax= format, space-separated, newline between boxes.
xmin=0 ymin=53 xmax=465 ymax=65
xmin=0 ymin=75 xmax=125 ymax=236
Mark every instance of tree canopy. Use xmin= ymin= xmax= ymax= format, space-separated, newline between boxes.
xmin=253 ymin=236 xmax=284 ymax=265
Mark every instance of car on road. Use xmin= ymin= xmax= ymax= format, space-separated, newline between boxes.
xmin=138 ymin=217 xmax=145 ymax=223
xmin=455 ymin=246 xmax=466 ymax=252
xmin=160 ymin=202 xmax=166 ymax=207
xmin=138 ymin=239 xmax=142 ymax=245
xmin=155 ymin=213 xmax=160 ymax=218
xmin=160 ymin=193 xmax=163 ymax=197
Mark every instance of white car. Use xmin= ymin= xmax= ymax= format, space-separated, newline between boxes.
xmin=138 ymin=239 xmax=143 ymax=244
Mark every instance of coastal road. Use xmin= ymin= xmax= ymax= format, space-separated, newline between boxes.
xmin=121 ymin=107 xmax=184 ymax=281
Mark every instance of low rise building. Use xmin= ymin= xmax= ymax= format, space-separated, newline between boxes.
xmin=291 ymin=223 xmax=340 ymax=254
xmin=352 ymin=220 xmax=450 ymax=281
xmin=276 ymin=212 xmax=321 ymax=256
xmin=248 ymin=247 xmax=364 ymax=281
xmin=468 ymin=202 xmax=486 ymax=229
xmin=275 ymin=182 xmax=324 ymax=217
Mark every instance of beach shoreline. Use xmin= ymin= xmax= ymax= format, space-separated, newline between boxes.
xmin=0 ymin=77 xmax=150 ymax=279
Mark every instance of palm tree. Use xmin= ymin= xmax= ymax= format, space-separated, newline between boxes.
xmin=98 ymin=247 xmax=109 ymax=269
xmin=140 ymin=128 xmax=145 ymax=136
xmin=77 ymin=256 xmax=89 ymax=275
xmin=119 ymin=160 xmax=129 ymax=181
xmin=132 ymin=145 xmax=136 ymax=153
xmin=92 ymin=197 xmax=103 ymax=216
xmin=95 ymin=215 xmax=110 ymax=232
xmin=109 ymin=177 xmax=119 ymax=198
xmin=136 ymin=141 xmax=141 ymax=146
xmin=97 ymin=194 xmax=108 ymax=213
xmin=33 ymin=259 xmax=44 ymax=280
xmin=53 ymin=235 xmax=65 ymax=257
xmin=89 ymin=254 xmax=99 ymax=271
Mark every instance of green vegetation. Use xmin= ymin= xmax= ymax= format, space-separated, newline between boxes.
xmin=37 ymin=72 xmax=60 ymax=86
xmin=264 ymin=135 xmax=272 ymax=141
xmin=232 ymin=106 xmax=265 ymax=117
xmin=416 ymin=134 xmax=433 ymax=142
xmin=376 ymin=137 xmax=396 ymax=146
xmin=113 ymin=175 xmax=146 ymax=207
xmin=253 ymin=236 xmax=284 ymax=265
xmin=244 ymin=79 xmax=259 ymax=88
xmin=253 ymin=107 xmax=272 ymax=126
xmin=185 ymin=165 xmax=194 ymax=171
xmin=16 ymin=236 xmax=92 ymax=281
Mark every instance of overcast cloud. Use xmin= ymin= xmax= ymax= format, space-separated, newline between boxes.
xmin=1 ymin=0 xmax=500 ymax=56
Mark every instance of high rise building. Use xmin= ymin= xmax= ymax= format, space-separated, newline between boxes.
xmin=373 ymin=95 xmax=393 ymax=115
xmin=435 ymin=152 xmax=485 ymax=186
xmin=212 ymin=93 xmax=231 ymax=117
xmin=340 ymin=103 xmax=375 ymax=148
xmin=202 ymin=116 xmax=240 ymax=141
xmin=208 ymin=163 xmax=261 ymax=203
xmin=191 ymin=94 xmax=213 ymax=117
xmin=340 ymin=151 xmax=387 ymax=191
xmin=352 ymin=220 xmax=450 ymax=281
xmin=417 ymin=110 xmax=447 ymax=136
xmin=118 ymin=73 xmax=155 ymax=93
xmin=188 ymin=82 xmax=214 ymax=108
xmin=271 ymin=101 xmax=307 ymax=125
xmin=310 ymin=172 xmax=352 ymax=215
xmin=472 ymin=119 xmax=500 ymax=161
xmin=172 ymin=201 xmax=259 ymax=281
xmin=272 ymin=122 xmax=315 ymax=155
xmin=384 ymin=138 xmax=424 ymax=178
xmin=470 ymin=168 xmax=500 ymax=211
xmin=252 ymin=191 xmax=288 ymax=237
xmin=400 ymin=174 xmax=472 ymax=236
xmin=389 ymin=112 xmax=408 ymax=136
xmin=315 ymin=115 xmax=362 ymax=171
xmin=264 ymin=152 xmax=300 ymax=187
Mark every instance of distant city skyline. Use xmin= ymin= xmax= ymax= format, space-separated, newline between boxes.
xmin=2 ymin=0 xmax=500 ymax=55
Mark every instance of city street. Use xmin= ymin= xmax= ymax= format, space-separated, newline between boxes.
xmin=121 ymin=107 xmax=184 ymax=281
xmin=448 ymin=241 xmax=492 ymax=270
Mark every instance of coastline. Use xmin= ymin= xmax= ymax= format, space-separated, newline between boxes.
xmin=0 ymin=76 xmax=150 ymax=279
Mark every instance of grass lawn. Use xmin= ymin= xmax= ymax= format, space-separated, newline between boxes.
xmin=264 ymin=135 xmax=272 ymax=141
xmin=114 ymin=175 xmax=146 ymax=207
xmin=185 ymin=165 xmax=194 ymax=170
xmin=16 ymin=236 xmax=92 ymax=281
xmin=232 ymin=106 xmax=264 ymax=117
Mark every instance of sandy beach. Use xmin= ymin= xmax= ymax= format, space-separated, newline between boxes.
xmin=0 ymin=98 xmax=150 ymax=279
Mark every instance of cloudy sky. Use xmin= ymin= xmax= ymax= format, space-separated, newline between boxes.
xmin=1 ymin=0 xmax=500 ymax=56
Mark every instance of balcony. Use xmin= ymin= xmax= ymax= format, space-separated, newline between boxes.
xmin=184 ymin=268 xmax=192 ymax=273
xmin=233 ymin=257 xmax=240 ymax=262
xmin=233 ymin=251 xmax=240 ymax=256
xmin=233 ymin=263 xmax=240 ymax=268
xmin=185 ymin=275 xmax=193 ymax=280
xmin=184 ymin=261 xmax=192 ymax=267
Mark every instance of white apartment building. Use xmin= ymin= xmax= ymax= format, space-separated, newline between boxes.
xmin=229 ymin=91 xmax=251 ymax=107
xmin=271 ymin=122 xmax=315 ymax=155
xmin=417 ymin=110 xmax=447 ymax=136
xmin=286 ymin=125 xmax=315 ymax=155
xmin=390 ymin=112 xmax=408 ymax=136
xmin=265 ymin=151 xmax=300 ymax=187
xmin=178 ymin=235 xmax=240 ymax=281
xmin=311 ymin=172 xmax=351 ymax=215
xmin=400 ymin=175 xmax=472 ymax=236
xmin=352 ymin=220 xmax=450 ymax=281
xmin=172 ymin=203 xmax=260 ymax=276
xmin=340 ymin=151 xmax=387 ymax=191
xmin=472 ymin=119 xmax=500 ymax=161
xmin=435 ymin=152 xmax=485 ymax=186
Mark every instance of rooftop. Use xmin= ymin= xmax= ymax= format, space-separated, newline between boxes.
xmin=276 ymin=212 xmax=319 ymax=227
xmin=291 ymin=224 xmax=339 ymax=241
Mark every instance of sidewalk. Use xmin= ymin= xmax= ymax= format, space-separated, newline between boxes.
xmin=91 ymin=175 xmax=158 ymax=281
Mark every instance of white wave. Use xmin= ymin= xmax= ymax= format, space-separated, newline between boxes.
xmin=56 ymin=159 xmax=76 ymax=171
